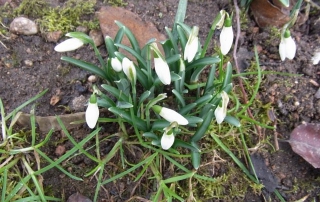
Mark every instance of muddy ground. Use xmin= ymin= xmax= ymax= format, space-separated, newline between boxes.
xmin=0 ymin=0 xmax=320 ymax=201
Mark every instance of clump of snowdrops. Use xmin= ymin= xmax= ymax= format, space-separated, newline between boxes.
xmin=55 ymin=9 xmax=240 ymax=169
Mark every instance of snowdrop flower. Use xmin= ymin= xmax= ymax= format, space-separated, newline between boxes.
xmin=216 ymin=10 xmax=226 ymax=29
xmin=150 ymin=43 xmax=171 ymax=85
xmin=111 ymin=57 xmax=122 ymax=72
xmin=152 ymin=105 xmax=188 ymax=125
xmin=219 ymin=16 xmax=233 ymax=55
xmin=122 ymin=57 xmax=136 ymax=83
xmin=184 ymin=26 xmax=199 ymax=62
xmin=85 ymin=94 xmax=99 ymax=129
xmin=154 ymin=57 xmax=171 ymax=85
xmin=279 ymin=29 xmax=296 ymax=61
xmin=161 ymin=126 xmax=175 ymax=150
xmin=214 ymin=91 xmax=229 ymax=124
xmin=54 ymin=38 xmax=84 ymax=52
xmin=311 ymin=50 xmax=320 ymax=65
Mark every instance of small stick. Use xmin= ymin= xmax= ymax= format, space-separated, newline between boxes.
xmin=232 ymin=0 xmax=262 ymax=138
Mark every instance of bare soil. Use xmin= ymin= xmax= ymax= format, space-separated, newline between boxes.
xmin=1 ymin=0 xmax=320 ymax=201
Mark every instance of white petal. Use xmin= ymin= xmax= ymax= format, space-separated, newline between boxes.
xmin=184 ymin=37 xmax=198 ymax=62
xmin=159 ymin=107 xmax=188 ymax=125
xmin=284 ymin=36 xmax=296 ymax=60
xmin=219 ymin=26 xmax=234 ymax=55
xmin=54 ymin=38 xmax=84 ymax=52
xmin=311 ymin=51 xmax=320 ymax=65
xmin=161 ymin=133 xmax=175 ymax=150
xmin=122 ymin=57 xmax=136 ymax=82
xmin=111 ymin=57 xmax=122 ymax=72
xmin=85 ymin=102 xmax=99 ymax=129
xmin=154 ymin=57 xmax=171 ymax=85
xmin=214 ymin=91 xmax=229 ymax=124
xmin=214 ymin=106 xmax=225 ymax=124
xmin=279 ymin=40 xmax=286 ymax=61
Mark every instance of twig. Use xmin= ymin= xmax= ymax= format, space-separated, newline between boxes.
xmin=232 ymin=0 xmax=262 ymax=137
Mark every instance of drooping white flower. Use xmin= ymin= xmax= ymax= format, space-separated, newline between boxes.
xmin=85 ymin=94 xmax=99 ymax=129
xmin=161 ymin=129 xmax=175 ymax=150
xmin=54 ymin=38 xmax=84 ymax=52
xmin=279 ymin=29 xmax=296 ymax=61
xmin=150 ymin=43 xmax=171 ymax=85
xmin=184 ymin=26 xmax=199 ymax=62
xmin=311 ymin=50 xmax=320 ymax=65
xmin=152 ymin=105 xmax=188 ymax=125
xmin=219 ymin=16 xmax=233 ymax=55
xmin=122 ymin=57 xmax=136 ymax=83
xmin=154 ymin=57 xmax=171 ymax=85
xmin=214 ymin=91 xmax=229 ymax=124
xmin=111 ymin=57 xmax=122 ymax=72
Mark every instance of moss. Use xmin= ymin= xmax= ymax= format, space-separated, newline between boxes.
xmin=1 ymin=0 xmax=99 ymax=33
xmin=38 ymin=0 xmax=97 ymax=33
xmin=13 ymin=0 xmax=49 ymax=18
xmin=105 ymin=0 xmax=128 ymax=6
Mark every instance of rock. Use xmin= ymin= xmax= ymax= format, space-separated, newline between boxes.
xmin=24 ymin=59 xmax=33 ymax=67
xmin=55 ymin=145 xmax=66 ymax=156
xmin=88 ymin=75 xmax=97 ymax=83
xmin=76 ymin=26 xmax=89 ymax=33
xmin=67 ymin=193 xmax=92 ymax=202
xmin=89 ymin=29 xmax=104 ymax=47
xmin=97 ymin=6 xmax=166 ymax=55
xmin=315 ymin=88 xmax=320 ymax=99
xmin=71 ymin=95 xmax=87 ymax=111
xmin=9 ymin=17 xmax=38 ymax=35
xmin=45 ymin=31 xmax=63 ymax=42
xmin=16 ymin=112 xmax=85 ymax=133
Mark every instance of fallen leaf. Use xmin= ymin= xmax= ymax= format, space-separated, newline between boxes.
xmin=289 ymin=123 xmax=320 ymax=168
xmin=250 ymin=0 xmax=291 ymax=28
xmin=250 ymin=153 xmax=278 ymax=193
xmin=50 ymin=95 xmax=61 ymax=106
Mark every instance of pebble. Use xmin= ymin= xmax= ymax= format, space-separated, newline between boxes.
xmin=45 ymin=31 xmax=63 ymax=43
xmin=74 ymin=81 xmax=87 ymax=94
xmin=87 ymin=75 xmax=97 ymax=83
xmin=71 ymin=95 xmax=87 ymax=111
xmin=67 ymin=193 xmax=92 ymax=202
xmin=24 ymin=59 xmax=33 ymax=67
xmin=9 ymin=17 xmax=38 ymax=35
xmin=55 ymin=145 xmax=66 ymax=156
xmin=89 ymin=29 xmax=104 ymax=47
xmin=76 ymin=26 xmax=89 ymax=33
xmin=315 ymin=88 xmax=320 ymax=99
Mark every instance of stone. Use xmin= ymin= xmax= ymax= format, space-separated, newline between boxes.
xmin=88 ymin=75 xmax=97 ymax=83
xmin=71 ymin=95 xmax=87 ymax=111
xmin=89 ymin=29 xmax=104 ymax=47
xmin=9 ymin=17 xmax=38 ymax=35
xmin=45 ymin=31 xmax=63 ymax=43
xmin=97 ymin=6 xmax=166 ymax=55
xmin=67 ymin=193 xmax=92 ymax=202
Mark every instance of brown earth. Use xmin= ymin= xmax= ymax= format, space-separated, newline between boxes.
xmin=0 ymin=0 xmax=320 ymax=201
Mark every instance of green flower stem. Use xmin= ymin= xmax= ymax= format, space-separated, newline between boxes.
xmin=132 ymin=84 xmax=137 ymax=114
xmin=91 ymin=43 xmax=106 ymax=72
xmin=219 ymin=52 xmax=224 ymax=81
xmin=201 ymin=12 xmax=222 ymax=58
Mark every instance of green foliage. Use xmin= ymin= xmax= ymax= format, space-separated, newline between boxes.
xmin=38 ymin=0 xmax=97 ymax=32
xmin=13 ymin=0 xmax=49 ymax=18
xmin=0 ymin=0 xmax=98 ymax=33
xmin=105 ymin=0 xmax=128 ymax=6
